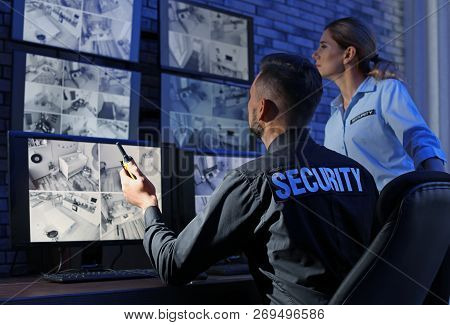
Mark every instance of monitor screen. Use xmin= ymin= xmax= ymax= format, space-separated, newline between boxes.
xmin=9 ymin=133 xmax=162 ymax=245
xmin=12 ymin=53 xmax=141 ymax=140
xmin=193 ymin=154 xmax=253 ymax=214
xmin=160 ymin=0 xmax=253 ymax=82
xmin=161 ymin=73 xmax=262 ymax=153
xmin=12 ymin=0 xmax=141 ymax=61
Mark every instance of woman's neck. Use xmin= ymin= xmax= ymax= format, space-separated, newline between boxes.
xmin=333 ymin=69 xmax=366 ymax=110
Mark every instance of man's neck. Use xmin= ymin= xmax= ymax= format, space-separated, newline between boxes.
xmin=261 ymin=125 xmax=289 ymax=149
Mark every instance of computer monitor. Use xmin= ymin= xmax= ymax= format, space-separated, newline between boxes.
xmin=160 ymin=0 xmax=254 ymax=83
xmin=12 ymin=52 xmax=141 ymax=140
xmin=193 ymin=153 xmax=254 ymax=214
xmin=12 ymin=0 xmax=142 ymax=62
xmin=8 ymin=131 xmax=164 ymax=246
xmin=161 ymin=73 xmax=263 ymax=154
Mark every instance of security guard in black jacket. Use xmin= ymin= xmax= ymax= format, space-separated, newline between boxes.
xmin=120 ymin=53 xmax=380 ymax=304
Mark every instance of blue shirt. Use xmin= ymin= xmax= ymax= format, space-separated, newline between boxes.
xmin=324 ymin=76 xmax=447 ymax=190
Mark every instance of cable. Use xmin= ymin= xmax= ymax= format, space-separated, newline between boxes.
xmin=110 ymin=245 xmax=123 ymax=269
xmin=8 ymin=250 xmax=19 ymax=277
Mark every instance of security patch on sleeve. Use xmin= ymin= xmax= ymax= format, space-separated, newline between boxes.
xmin=266 ymin=166 xmax=364 ymax=202
xmin=350 ymin=109 xmax=375 ymax=125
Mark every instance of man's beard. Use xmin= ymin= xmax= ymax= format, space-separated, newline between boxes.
xmin=249 ymin=110 xmax=263 ymax=138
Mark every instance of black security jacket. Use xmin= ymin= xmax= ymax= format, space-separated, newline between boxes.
xmin=143 ymin=130 xmax=380 ymax=304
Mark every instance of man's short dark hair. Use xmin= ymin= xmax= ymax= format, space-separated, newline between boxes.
xmin=257 ymin=53 xmax=323 ymax=126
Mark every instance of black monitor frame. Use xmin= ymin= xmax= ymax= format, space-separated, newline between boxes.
xmin=11 ymin=0 xmax=142 ymax=62
xmin=160 ymin=0 xmax=254 ymax=84
xmin=11 ymin=50 xmax=142 ymax=141
xmin=8 ymin=131 xmax=172 ymax=248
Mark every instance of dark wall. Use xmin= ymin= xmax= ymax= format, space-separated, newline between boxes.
xmin=0 ymin=0 xmax=404 ymax=275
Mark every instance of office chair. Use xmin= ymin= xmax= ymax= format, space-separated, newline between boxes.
xmin=329 ymin=171 xmax=450 ymax=304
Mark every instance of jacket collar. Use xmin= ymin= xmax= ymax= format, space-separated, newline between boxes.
xmin=330 ymin=76 xmax=377 ymax=115
xmin=267 ymin=128 xmax=311 ymax=153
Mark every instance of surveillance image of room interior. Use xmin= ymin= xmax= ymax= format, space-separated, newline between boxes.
xmin=99 ymin=144 xmax=162 ymax=241
xmin=99 ymin=143 xmax=161 ymax=195
xmin=28 ymin=139 xmax=100 ymax=192
xmin=29 ymin=191 xmax=101 ymax=242
xmin=23 ymin=0 xmax=82 ymax=50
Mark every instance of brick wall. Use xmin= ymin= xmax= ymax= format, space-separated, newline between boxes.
xmin=0 ymin=0 xmax=404 ymax=275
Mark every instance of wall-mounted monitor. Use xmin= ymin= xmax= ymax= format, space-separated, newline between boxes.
xmin=12 ymin=0 xmax=142 ymax=61
xmin=9 ymin=132 xmax=163 ymax=245
xmin=160 ymin=0 xmax=253 ymax=82
xmin=161 ymin=73 xmax=262 ymax=154
xmin=12 ymin=52 xmax=141 ymax=140
xmin=193 ymin=154 xmax=253 ymax=214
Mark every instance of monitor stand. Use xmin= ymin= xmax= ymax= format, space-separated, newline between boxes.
xmin=80 ymin=243 xmax=104 ymax=271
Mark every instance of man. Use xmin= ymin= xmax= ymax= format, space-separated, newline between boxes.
xmin=120 ymin=53 xmax=380 ymax=304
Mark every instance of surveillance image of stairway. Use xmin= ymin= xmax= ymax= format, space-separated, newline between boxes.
xmin=24 ymin=112 xmax=61 ymax=134
xmin=28 ymin=140 xmax=100 ymax=192
xmin=100 ymin=193 xmax=145 ymax=240
xmin=99 ymin=144 xmax=162 ymax=194
xmin=23 ymin=0 xmax=82 ymax=50
xmin=168 ymin=31 xmax=210 ymax=73
xmin=62 ymin=88 xmax=98 ymax=118
xmin=29 ymin=191 xmax=101 ymax=242
xmin=25 ymin=54 xmax=64 ymax=86
xmin=63 ymin=61 xmax=100 ymax=92
xmin=61 ymin=115 xmax=97 ymax=137
xmin=83 ymin=0 xmax=133 ymax=22
xmin=97 ymin=93 xmax=130 ymax=122
xmin=80 ymin=12 xmax=131 ymax=60
xmin=24 ymin=82 xmax=62 ymax=115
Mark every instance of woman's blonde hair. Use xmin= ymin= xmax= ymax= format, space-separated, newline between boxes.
xmin=325 ymin=17 xmax=401 ymax=80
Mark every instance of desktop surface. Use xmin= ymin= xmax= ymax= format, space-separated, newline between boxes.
xmin=0 ymin=273 xmax=261 ymax=305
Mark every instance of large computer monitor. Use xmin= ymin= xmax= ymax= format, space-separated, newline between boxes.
xmin=160 ymin=0 xmax=253 ymax=83
xmin=12 ymin=0 xmax=142 ymax=61
xmin=12 ymin=52 xmax=141 ymax=140
xmin=8 ymin=132 xmax=163 ymax=246
xmin=161 ymin=73 xmax=263 ymax=153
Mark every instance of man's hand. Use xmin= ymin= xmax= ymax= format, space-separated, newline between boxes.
xmin=119 ymin=159 xmax=158 ymax=211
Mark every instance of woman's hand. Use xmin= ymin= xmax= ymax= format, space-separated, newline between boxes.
xmin=119 ymin=159 xmax=159 ymax=211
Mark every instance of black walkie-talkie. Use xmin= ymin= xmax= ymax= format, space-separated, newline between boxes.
xmin=116 ymin=142 xmax=137 ymax=180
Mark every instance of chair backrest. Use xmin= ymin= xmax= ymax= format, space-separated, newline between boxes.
xmin=329 ymin=171 xmax=450 ymax=304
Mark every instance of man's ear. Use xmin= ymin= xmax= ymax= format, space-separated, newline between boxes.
xmin=260 ymin=98 xmax=279 ymax=122
xmin=343 ymin=46 xmax=357 ymax=65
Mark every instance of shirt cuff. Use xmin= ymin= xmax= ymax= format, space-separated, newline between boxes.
xmin=413 ymin=146 xmax=448 ymax=168
xmin=144 ymin=206 xmax=163 ymax=229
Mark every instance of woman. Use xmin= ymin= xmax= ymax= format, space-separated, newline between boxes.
xmin=312 ymin=17 xmax=446 ymax=190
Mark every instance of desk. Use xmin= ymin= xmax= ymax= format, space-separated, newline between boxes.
xmin=0 ymin=275 xmax=262 ymax=305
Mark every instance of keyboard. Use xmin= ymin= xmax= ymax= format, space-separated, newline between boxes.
xmin=43 ymin=269 xmax=159 ymax=283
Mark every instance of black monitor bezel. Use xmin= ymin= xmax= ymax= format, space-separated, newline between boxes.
xmin=160 ymin=0 xmax=255 ymax=84
xmin=8 ymin=131 xmax=170 ymax=247
xmin=11 ymin=50 xmax=142 ymax=141
xmin=11 ymin=0 xmax=142 ymax=63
